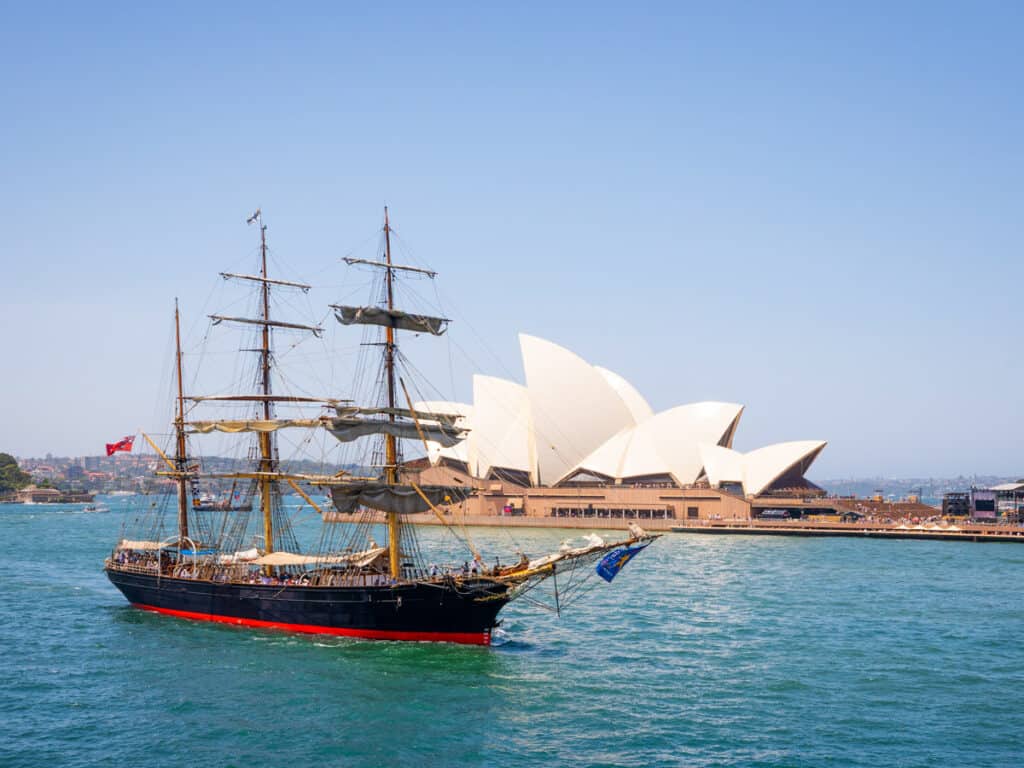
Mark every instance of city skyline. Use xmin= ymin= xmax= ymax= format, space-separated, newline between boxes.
xmin=12 ymin=449 xmax=1020 ymax=494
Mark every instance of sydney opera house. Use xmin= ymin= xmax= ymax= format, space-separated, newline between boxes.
xmin=411 ymin=334 xmax=828 ymax=523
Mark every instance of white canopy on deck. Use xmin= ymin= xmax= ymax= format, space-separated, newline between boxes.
xmin=248 ymin=547 xmax=387 ymax=567
xmin=116 ymin=539 xmax=179 ymax=551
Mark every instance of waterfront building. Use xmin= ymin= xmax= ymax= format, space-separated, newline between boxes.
xmin=17 ymin=486 xmax=62 ymax=503
xmin=987 ymin=482 xmax=1024 ymax=521
xmin=970 ymin=489 xmax=998 ymax=522
xmin=411 ymin=335 xmax=829 ymax=521
xmin=942 ymin=492 xmax=970 ymax=518
xmin=11 ymin=486 xmax=94 ymax=504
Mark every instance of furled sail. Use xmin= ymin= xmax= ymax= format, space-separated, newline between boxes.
xmin=332 ymin=305 xmax=449 ymax=336
xmin=336 ymin=405 xmax=465 ymax=422
xmin=329 ymin=483 xmax=466 ymax=515
xmin=327 ymin=417 xmax=465 ymax=447
xmin=189 ymin=418 xmax=324 ymax=434
xmin=327 ymin=404 xmax=468 ymax=446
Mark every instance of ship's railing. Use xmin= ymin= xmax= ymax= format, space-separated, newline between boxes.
xmin=105 ymin=555 xmax=427 ymax=587
xmin=105 ymin=558 xmax=161 ymax=576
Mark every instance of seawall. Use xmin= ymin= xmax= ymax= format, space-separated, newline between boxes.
xmin=388 ymin=513 xmax=1024 ymax=542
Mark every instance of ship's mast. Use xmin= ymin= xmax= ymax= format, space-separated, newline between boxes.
xmin=257 ymin=216 xmax=275 ymax=555
xmin=174 ymin=299 xmax=189 ymax=541
xmin=329 ymin=208 xmax=462 ymax=578
xmin=196 ymin=211 xmax=320 ymax=557
xmin=383 ymin=206 xmax=401 ymax=579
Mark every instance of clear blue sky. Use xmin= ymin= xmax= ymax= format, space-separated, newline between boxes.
xmin=2 ymin=2 xmax=1021 ymax=478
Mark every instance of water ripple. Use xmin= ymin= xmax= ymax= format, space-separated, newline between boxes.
xmin=0 ymin=505 xmax=1022 ymax=767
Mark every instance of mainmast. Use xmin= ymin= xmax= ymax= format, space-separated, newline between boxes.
xmin=327 ymin=208 xmax=468 ymax=579
xmin=173 ymin=299 xmax=189 ymax=541
xmin=383 ymin=206 xmax=401 ymax=579
xmin=257 ymin=213 xmax=275 ymax=556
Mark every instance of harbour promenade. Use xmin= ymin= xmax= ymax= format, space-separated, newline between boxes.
xmin=397 ymin=512 xmax=1024 ymax=542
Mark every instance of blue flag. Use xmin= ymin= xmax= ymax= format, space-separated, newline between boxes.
xmin=596 ymin=542 xmax=650 ymax=583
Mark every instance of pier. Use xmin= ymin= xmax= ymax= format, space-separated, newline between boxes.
xmin=670 ymin=519 xmax=1024 ymax=543
xmin=394 ymin=512 xmax=1024 ymax=542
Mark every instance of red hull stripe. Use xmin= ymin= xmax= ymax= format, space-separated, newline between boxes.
xmin=131 ymin=603 xmax=491 ymax=646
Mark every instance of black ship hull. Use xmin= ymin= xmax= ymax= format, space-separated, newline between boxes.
xmin=106 ymin=568 xmax=510 ymax=645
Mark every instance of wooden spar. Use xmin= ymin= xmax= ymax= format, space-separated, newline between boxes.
xmin=398 ymin=377 xmax=482 ymax=562
xmin=208 ymin=315 xmax=323 ymax=335
xmin=399 ymin=379 xmax=452 ymax=530
xmin=187 ymin=394 xmax=347 ymax=404
xmin=409 ymin=482 xmax=482 ymax=564
xmin=383 ymin=206 xmax=401 ymax=579
xmin=409 ymin=482 xmax=457 ymax=529
xmin=160 ymin=471 xmax=375 ymax=483
xmin=257 ymin=213 xmax=275 ymax=559
xmin=343 ymin=257 xmax=436 ymax=278
xmin=285 ymin=478 xmax=324 ymax=516
xmin=220 ymin=272 xmax=312 ymax=291
xmin=398 ymin=378 xmax=430 ymax=451
xmin=141 ymin=431 xmax=177 ymax=473
xmin=174 ymin=300 xmax=190 ymax=541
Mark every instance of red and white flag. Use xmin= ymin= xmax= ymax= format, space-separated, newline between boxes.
xmin=105 ymin=435 xmax=135 ymax=457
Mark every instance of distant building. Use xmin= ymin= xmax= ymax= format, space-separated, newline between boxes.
xmin=970 ymin=489 xmax=998 ymax=521
xmin=13 ymin=485 xmax=93 ymax=503
xmin=990 ymin=482 xmax=1024 ymax=522
xmin=31 ymin=465 xmax=57 ymax=480
xmin=942 ymin=492 xmax=970 ymax=517
xmin=16 ymin=486 xmax=62 ymax=503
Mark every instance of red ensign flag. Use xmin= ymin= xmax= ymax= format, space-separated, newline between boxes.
xmin=106 ymin=435 xmax=135 ymax=456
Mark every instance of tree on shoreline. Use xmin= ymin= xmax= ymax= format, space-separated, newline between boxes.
xmin=0 ymin=453 xmax=32 ymax=493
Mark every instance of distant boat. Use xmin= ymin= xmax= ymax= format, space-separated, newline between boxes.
xmin=84 ymin=504 xmax=110 ymax=513
xmin=191 ymin=488 xmax=253 ymax=512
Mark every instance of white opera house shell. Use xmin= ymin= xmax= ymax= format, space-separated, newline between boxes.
xmin=418 ymin=334 xmax=826 ymax=498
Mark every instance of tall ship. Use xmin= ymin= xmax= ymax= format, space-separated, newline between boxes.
xmin=105 ymin=209 xmax=656 ymax=645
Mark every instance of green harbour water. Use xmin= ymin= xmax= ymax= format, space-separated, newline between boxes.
xmin=1 ymin=497 xmax=1022 ymax=767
